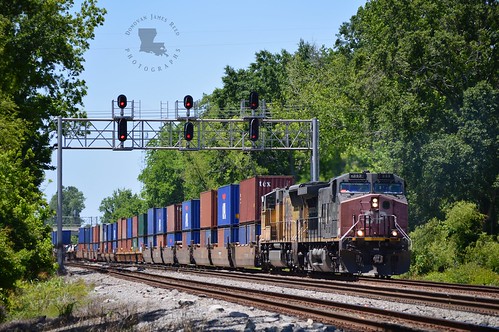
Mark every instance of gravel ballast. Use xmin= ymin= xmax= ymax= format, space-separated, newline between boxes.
xmin=59 ymin=266 xmax=499 ymax=331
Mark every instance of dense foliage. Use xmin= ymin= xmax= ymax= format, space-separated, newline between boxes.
xmin=0 ymin=0 xmax=105 ymax=318
xmin=410 ymin=202 xmax=499 ymax=284
xmin=98 ymin=189 xmax=147 ymax=224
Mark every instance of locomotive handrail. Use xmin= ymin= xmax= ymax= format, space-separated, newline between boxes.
xmin=340 ymin=215 xmax=362 ymax=242
xmin=393 ymin=216 xmax=412 ymax=249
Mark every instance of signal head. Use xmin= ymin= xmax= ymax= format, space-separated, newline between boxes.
xmin=249 ymin=91 xmax=259 ymax=110
xmin=184 ymin=121 xmax=194 ymax=141
xmin=117 ymin=118 xmax=127 ymax=142
xmin=184 ymin=95 xmax=194 ymax=110
xmin=249 ymin=118 xmax=259 ymax=141
xmin=117 ymin=94 xmax=127 ymax=109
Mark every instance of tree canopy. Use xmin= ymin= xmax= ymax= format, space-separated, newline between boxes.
xmin=0 ymin=0 xmax=106 ymax=302
xmin=49 ymin=186 xmax=86 ymax=226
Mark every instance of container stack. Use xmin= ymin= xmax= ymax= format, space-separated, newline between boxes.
xmin=200 ymin=190 xmax=217 ymax=246
xmin=182 ymin=199 xmax=200 ymax=246
xmin=76 ymin=175 xmax=296 ymax=261
xmin=155 ymin=207 xmax=167 ymax=248
xmin=239 ymin=176 xmax=294 ymax=244
xmin=146 ymin=208 xmax=156 ymax=248
xmin=217 ymin=184 xmax=240 ymax=246
xmin=137 ymin=213 xmax=147 ymax=250
xmin=166 ymin=204 xmax=182 ymax=247
xmin=117 ymin=217 xmax=127 ymax=252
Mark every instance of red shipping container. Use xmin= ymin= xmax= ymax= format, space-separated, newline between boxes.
xmin=92 ymin=225 xmax=100 ymax=244
xmin=132 ymin=216 xmax=138 ymax=237
xmin=156 ymin=234 xmax=167 ymax=248
xmin=239 ymin=175 xmax=294 ymax=223
xmin=167 ymin=204 xmax=182 ymax=233
xmin=118 ymin=217 xmax=127 ymax=240
xmin=200 ymin=190 xmax=217 ymax=228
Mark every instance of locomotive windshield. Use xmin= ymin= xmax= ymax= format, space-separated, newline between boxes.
xmin=339 ymin=182 xmax=370 ymax=193
xmin=374 ymin=183 xmax=403 ymax=194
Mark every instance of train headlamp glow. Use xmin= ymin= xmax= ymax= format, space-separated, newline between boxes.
xmin=356 ymin=230 xmax=364 ymax=237
xmin=391 ymin=229 xmax=398 ymax=237
xmin=371 ymin=197 xmax=379 ymax=208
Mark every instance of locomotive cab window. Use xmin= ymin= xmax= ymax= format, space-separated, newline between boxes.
xmin=374 ymin=183 xmax=403 ymax=195
xmin=339 ymin=182 xmax=370 ymax=193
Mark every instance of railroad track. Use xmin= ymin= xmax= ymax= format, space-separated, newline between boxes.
xmin=70 ymin=262 xmax=498 ymax=331
xmin=162 ymin=267 xmax=499 ymax=316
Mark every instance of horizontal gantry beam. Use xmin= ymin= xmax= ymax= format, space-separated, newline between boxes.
xmin=60 ymin=118 xmax=314 ymax=151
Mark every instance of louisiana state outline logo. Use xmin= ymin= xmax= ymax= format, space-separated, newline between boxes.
xmin=124 ymin=14 xmax=181 ymax=73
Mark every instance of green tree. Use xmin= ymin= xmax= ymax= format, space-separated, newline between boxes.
xmin=0 ymin=109 xmax=53 ymax=294
xmin=410 ymin=201 xmax=493 ymax=276
xmin=99 ymin=189 xmax=146 ymax=224
xmin=0 ymin=0 xmax=106 ymax=185
xmin=139 ymin=149 xmax=185 ymax=208
xmin=48 ymin=186 xmax=86 ymax=226
xmin=334 ymin=0 xmax=498 ymax=228
xmin=0 ymin=0 xmax=105 ymax=302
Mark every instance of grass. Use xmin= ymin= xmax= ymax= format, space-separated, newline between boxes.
xmin=7 ymin=276 xmax=89 ymax=321
xmin=0 ymin=273 xmax=205 ymax=331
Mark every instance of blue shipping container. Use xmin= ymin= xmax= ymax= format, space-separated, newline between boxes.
xmin=238 ymin=225 xmax=248 ymax=245
xmin=248 ymin=223 xmax=261 ymax=243
xmin=183 ymin=230 xmax=200 ymax=245
xmin=166 ymin=233 xmax=176 ymax=247
xmin=219 ymin=226 xmax=239 ymax=246
xmin=203 ymin=229 xmax=217 ymax=246
xmin=147 ymin=208 xmax=156 ymax=236
xmin=84 ymin=227 xmax=91 ymax=244
xmin=51 ymin=230 xmax=72 ymax=246
xmin=166 ymin=232 xmax=182 ymax=247
xmin=78 ymin=227 xmax=85 ymax=244
xmin=102 ymin=224 xmax=108 ymax=242
xmin=112 ymin=223 xmax=118 ymax=241
xmin=146 ymin=235 xmax=156 ymax=248
xmin=155 ymin=207 xmax=167 ymax=234
xmin=127 ymin=218 xmax=133 ymax=239
xmin=217 ymin=184 xmax=240 ymax=226
xmin=182 ymin=200 xmax=200 ymax=230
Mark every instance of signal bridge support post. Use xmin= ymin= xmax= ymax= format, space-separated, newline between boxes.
xmin=311 ymin=118 xmax=319 ymax=182
xmin=57 ymin=116 xmax=65 ymax=275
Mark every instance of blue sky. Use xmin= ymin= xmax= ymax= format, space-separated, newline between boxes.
xmin=43 ymin=0 xmax=367 ymax=220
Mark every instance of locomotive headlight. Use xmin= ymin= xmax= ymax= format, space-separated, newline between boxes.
xmin=356 ymin=230 xmax=364 ymax=237
xmin=391 ymin=229 xmax=398 ymax=237
xmin=371 ymin=197 xmax=379 ymax=209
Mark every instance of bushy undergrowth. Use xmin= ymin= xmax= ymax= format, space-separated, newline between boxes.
xmin=422 ymin=263 xmax=499 ymax=286
xmin=6 ymin=276 xmax=89 ymax=321
xmin=408 ymin=201 xmax=499 ymax=285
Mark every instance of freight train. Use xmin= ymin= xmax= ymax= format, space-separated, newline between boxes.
xmin=76 ymin=172 xmax=411 ymax=277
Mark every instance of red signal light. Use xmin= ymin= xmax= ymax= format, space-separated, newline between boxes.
xmin=249 ymin=118 xmax=259 ymax=141
xmin=117 ymin=94 xmax=127 ymax=109
xmin=117 ymin=118 xmax=127 ymax=142
xmin=184 ymin=121 xmax=194 ymax=141
xmin=184 ymin=95 xmax=193 ymax=110
xmin=249 ymin=91 xmax=259 ymax=110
